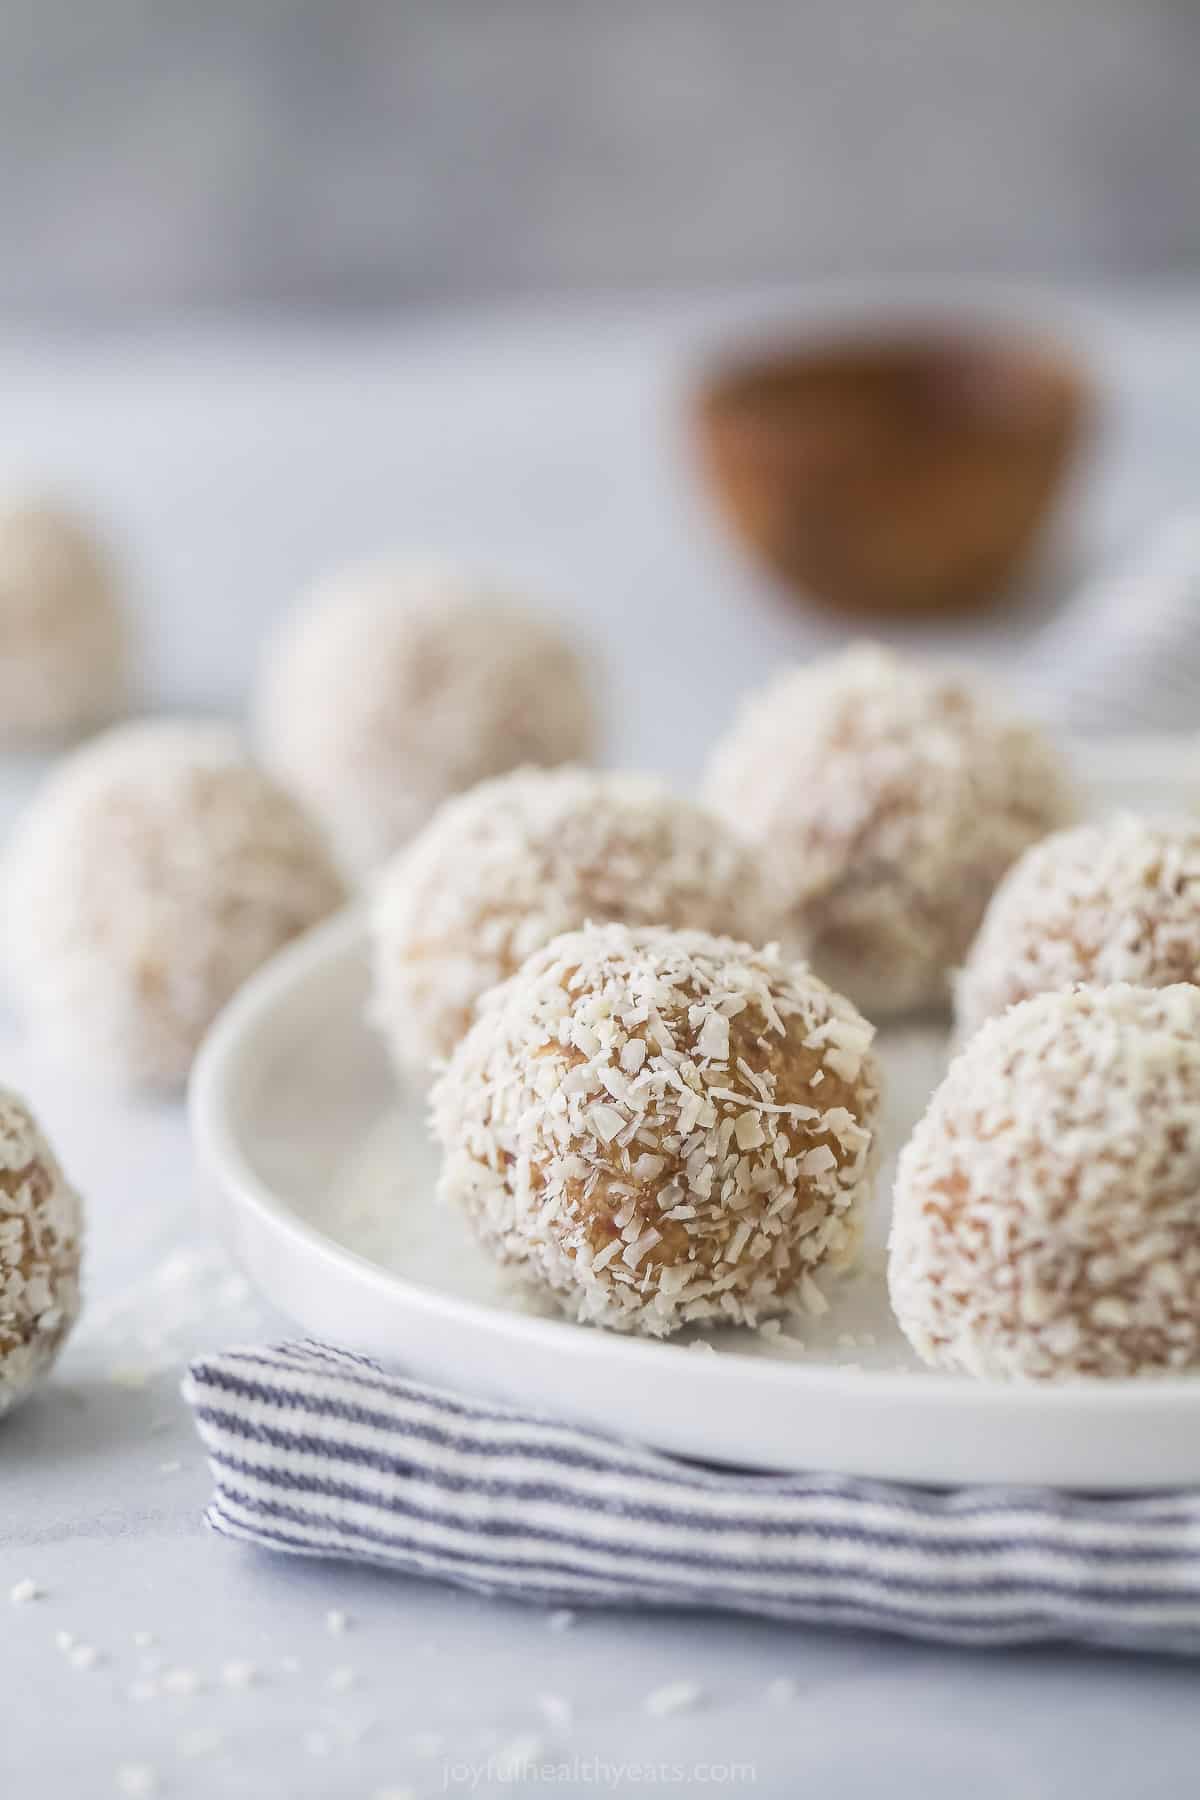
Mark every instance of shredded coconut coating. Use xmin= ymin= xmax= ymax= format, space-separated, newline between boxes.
xmin=256 ymin=558 xmax=598 ymax=875
xmin=4 ymin=720 xmax=346 ymax=1088
xmin=371 ymin=766 xmax=788 ymax=1081
xmin=0 ymin=499 xmax=129 ymax=743
xmin=890 ymin=983 xmax=1200 ymax=1381
xmin=703 ymin=642 xmax=1075 ymax=1018
xmin=0 ymin=1087 xmax=83 ymax=1416
xmin=957 ymin=814 xmax=1200 ymax=1040
xmin=432 ymin=922 xmax=881 ymax=1337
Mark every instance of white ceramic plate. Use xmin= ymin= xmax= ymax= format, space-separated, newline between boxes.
xmin=190 ymin=740 xmax=1200 ymax=1490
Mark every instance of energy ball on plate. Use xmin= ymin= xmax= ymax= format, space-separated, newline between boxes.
xmin=256 ymin=558 xmax=597 ymax=875
xmin=957 ymin=814 xmax=1200 ymax=1041
xmin=432 ymin=921 xmax=881 ymax=1337
xmin=703 ymin=642 xmax=1075 ymax=1018
xmin=4 ymin=720 xmax=346 ymax=1088
xmin=0 ymin=1087 xmax=83 ymax=1417
xmin=371 ymin=764 xmax=787 ymax=1081
xmin=890 ymin=983 xmax=1200 ymax=1380
xmin=0 ymin=498 xmax=129 ymax=743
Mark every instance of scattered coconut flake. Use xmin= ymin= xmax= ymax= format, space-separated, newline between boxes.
xmin=132 ymin=1631 xmax=156 ymax=1649
xmin=221 ymin=1660 xmax=258 ymax=1690
xmin=325 ymin=1608 xmax=350 ymax=1636
xmin=161 ymin=1666 xmax=202 ymax=1697
xmin=766 ymin=1677 xmax=798 ymax=1704
xmin=547 ymin=1609 xmax=576 ymax=1632
xmin=115 ymin=1763 xmax=158 ymax=1797
xmin=158 ymin=1460 xmax=182 ymax=1475
xmin=327 ymin=1665 xmax=357 ymax=1692
xmin=645 ymin=1681 xmax=702 ymax=1718
xmin=537 ymin=1692 xmax=573 ymax=1729
xmin=9 ymin=1578 xmax=42 ymax=1604
xmin=69 ymin=1644 xmax=101 ymax=1671
xmin=495 ymin=1734 xmax=545 ymax=1778
xmin=55 ymin=1630 xmax=75 ymax=1653
xmin=107 ymin=1364 xmax=153 ymax=1390
xmin=798 ymin=1271 xmax=829 ymax=1318
xmin=178 ymin=1728 xmax=224 ymax=1759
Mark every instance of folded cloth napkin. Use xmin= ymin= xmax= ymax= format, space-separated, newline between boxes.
xmin=184 ymin=1340 xmax=1200 ymax=1653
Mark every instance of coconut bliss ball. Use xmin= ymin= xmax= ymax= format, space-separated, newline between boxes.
xmin=432 ymin=921 xmax=881 ymax=1337
xmin=256 ymin=558 xmax=597 ymax=875
xmin=890 ymin=984 xmax=1200 ymax=1380
xmin=0 ymin=498 xmax=129 ymax=743
xmin=957 ymin=814 xmax=1200 ymax=1041
xmin=372 ymin=765 xmax=787 ymax=1081
xmin=4 ymin=720 xmax=346 ymax=1087
xmin=704 ymin=642 xmax=1075 ymax=1018
xmin=0 ymin=1087 xmax=83 ymax=1417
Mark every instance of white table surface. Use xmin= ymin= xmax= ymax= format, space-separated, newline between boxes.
xmin=3 ymin=287 xmax=1200 ymax=1799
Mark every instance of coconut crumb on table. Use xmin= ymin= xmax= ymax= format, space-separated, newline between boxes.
xmin=494 ymin=1734 xmax=545 ymax=1777
xmin=114 ymin=1763 xmax=159 ymax=1797
xmin=178 ymin=1727 xmax=224 ymax=1759
xmin=645 ymin=1681 xmax=703 ymax=1717
xmin=160 ymin=1666 xmax=202 ymax=1696
xmin=9 ymin=1578 xmax=43 ymax=1604
xmin=536 ymin=1692 xmax=574 ymax=1729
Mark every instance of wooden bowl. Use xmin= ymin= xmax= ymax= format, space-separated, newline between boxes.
xmin=694 ymin=330 xmax=1091 ymax=617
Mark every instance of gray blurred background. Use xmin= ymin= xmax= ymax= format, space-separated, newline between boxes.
xmin=4 ymin=0 xmax=1198 ymax=316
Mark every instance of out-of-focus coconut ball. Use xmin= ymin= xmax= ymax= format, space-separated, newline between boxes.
xmin=704 ymin=642 xmax=1075 ymax=1018
xmin=957 ymin=815 xmax=1200 ymax=1041
xmin=890 ymin=983 xmax=1200 ymax=1380
xmin=4 ymin=720 xmax=346 ymax=1087
xmin=0 ymin=499 xmax=130 ymax=744
xmin=255 ymin=559 xmax=598 ymax=875
xmin=371 ymin=765 xmax=788 ymax=1082
xmin=0 ymin=1087 xmax=83 ymax=1417
xmin=432 ymin=921 xmax=881 ymax=1337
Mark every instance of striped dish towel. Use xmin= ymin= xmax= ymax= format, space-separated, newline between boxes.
xmin=184 ymin=1341 xmax=1200 ymax=1653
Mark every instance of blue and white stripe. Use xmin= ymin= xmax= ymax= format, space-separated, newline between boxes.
xmin=184 ymin=1341 xmax=1200 ymax=1652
